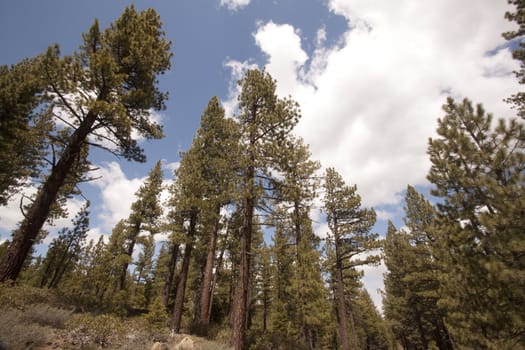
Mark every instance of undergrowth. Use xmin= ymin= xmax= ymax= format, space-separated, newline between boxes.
xmin=0 ymin=283 xmax=232 ymax=349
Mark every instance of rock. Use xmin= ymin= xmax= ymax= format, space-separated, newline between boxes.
xmin=151 ymin=342 xmax=170 ymax=350
xmin=174 ymin=336 xmax=194 ymax=350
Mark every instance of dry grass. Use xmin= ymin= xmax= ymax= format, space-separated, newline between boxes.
xmin=0 ymin=306 xmax=54 ymax=349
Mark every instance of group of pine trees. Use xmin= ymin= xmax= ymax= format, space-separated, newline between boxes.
xmin=0 ymin=2 xmax=524 ymax=350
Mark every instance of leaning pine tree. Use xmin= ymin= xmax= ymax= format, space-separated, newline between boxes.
xmin=0 ymin=6 xmax=171 ymax=282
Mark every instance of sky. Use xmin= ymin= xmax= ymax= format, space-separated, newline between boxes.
xmin=0 ymin=0 xmax=520 ymax=310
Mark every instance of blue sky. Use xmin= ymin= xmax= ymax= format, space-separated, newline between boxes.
xmin=0 ymin=0 xmax=520 ymax=309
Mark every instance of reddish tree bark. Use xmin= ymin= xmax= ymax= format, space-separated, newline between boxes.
xmin=0 ymin=110 xmax=98 ymax=282
xmin=162 ymin=240 xmax=179 ymax=308
xmin=171 ymin=211 xmax=197 ymax=333
xmin=231 ymin=165 xmax=254 ymax=350
xmin=197 ymin=209 xmax=220 ymax=335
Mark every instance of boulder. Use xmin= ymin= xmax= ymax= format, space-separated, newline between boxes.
xmin=174 ymin=336 xmax=194 ymax=350
xmin=151 ymin=342 xmax=170 ymax=350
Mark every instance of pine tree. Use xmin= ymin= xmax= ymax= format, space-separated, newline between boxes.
xmin=0 ymin=6 xmax=171 ymax=282
xmin=117 ymin=160 xmax=164 ymax=292
xmin=39 ymin=201 xmax=90 ymax=289
xmin=353 ymin=288 xmax=391 ymax=350
xmin=258 ymin=242 xmax=273 ymax=335
xmin=261 ymin=138 xmax=333 ymax=349
xmin=383 ymin=187 xmax=453 ymax=350
xmin=160 ymin=229 xmax=181 ymax=309
xmin=286 ymin=142 xmax=333 ymax=349
xmin=403 ymin=185 xmax=452 ymax=350
xmin=383 ymin=221 xmax=414 ymax=349
xmin=0 ymin=57 xmax=51 ymax=205
xmin=73 ymin=235 xmax=108 ymax=309
xmin=133 ymin=234 xmax=155 ymax=307
xmin=176 ymin=96 xmax=240 ymax=335
xmin=269 ymin=213 xmax=296 ymax=339
xmin=323 ymin=167 xmax=380 ymax=350
xmin=167 ymin=153 xmax=200 ymax=333
xmin=93 ymin=219 xmax=129 ymax=303
xmin=427 ymin=97 xmax=525 ymax=348
xmin=231 ymin=69 xmax=300 ymax=350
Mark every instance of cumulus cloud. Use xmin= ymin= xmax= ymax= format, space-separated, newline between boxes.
xmin=253 ymin=21 xmax=308 ymax=96
xmin=90 ymin=162 xmax=145 ymax=231
xmin=223 ymin=1 xmax=520 ymax=308
xmin=227 ymin=0 xmax=520 ymax=208
xmin=220 ymin=0 xmax=250 ymax=11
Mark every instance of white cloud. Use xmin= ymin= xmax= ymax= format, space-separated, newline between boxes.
xmin=253 ymin=21 xmax=308 ymax=96
xmin=85 ymin=227 xmax=107 ymax=245
xmin=375 ymin=209 xmax=396 ymax=222
xmin=0 ymin=185 xmax=86 ymax=241
xmin=0 ymin=186 xmax=38 ymax=234
xmin=163 ymin=161 xmax=180 ymax=175
xmin=242 ymin=1 xmax=519 ymax=207
xmin=358 ymin=258 xmax=387 ymax=312
xmin=90 ymin=162 xmax=145 ymax=231
xmin=220 ymin=0 xmax=250 ymax=11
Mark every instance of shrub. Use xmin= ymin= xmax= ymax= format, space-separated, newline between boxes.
xmin=0 ymin=283 xmax=57 ymax=309
xmin=67 ymin=313 xmax=127 ymax=348
xmin=0 ymin=306 xmax=53 ymax=349
xmin=23 ymin=303 xmax=73 ymax=328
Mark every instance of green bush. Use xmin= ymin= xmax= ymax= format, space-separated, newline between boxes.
xmin=67 ymin=313 xmax=127 ymax=348
xmin=0 ymin=283 xmax=57 ymax=309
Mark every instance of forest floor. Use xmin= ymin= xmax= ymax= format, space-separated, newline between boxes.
xmin=0 ymin=285 xmax=232 ymax=350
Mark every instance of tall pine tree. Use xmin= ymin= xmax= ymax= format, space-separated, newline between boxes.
xmin=427 ymin=97 xmax=525 ymax=348
xmin=323 ymin=167 xmax=380 ymax=350
xmin=231 ymin=69 xmax=300 ymax=350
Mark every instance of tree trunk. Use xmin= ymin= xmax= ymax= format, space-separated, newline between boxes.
xmin=208 ymin=236 xmax=225 ymax=319
xmin=117 ymin=222 xmax=140 ymax=292
xmin=435 ymin=318 xmax=455 ymax=350
xmin=49 ymin=258 xmax=71 ymax=288
xmin=231 ymin=166 xmax=254 ymax=350
xmin=0 ymin=110 xmax=98 ymax=282
xmin=171 ymin=211 xmax=197 ymax=333
xmin=416 ymin=311 xmax=429 ymax=349
xmin=197 ymin=208 xmax=220 ymax=335
xmin=335 ymin=263 xmax=351 ymax=350
xmin=162 ymin=240 xmax=180 ymax=308
xmin=347 ymin=301 xmax=360 ymax=350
